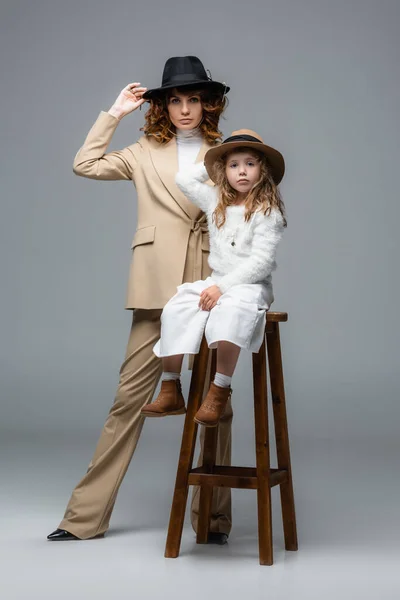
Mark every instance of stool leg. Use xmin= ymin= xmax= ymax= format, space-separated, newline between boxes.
xmin=252 ymin=337 xmax=273 ymax=566
xmin=196 ymin=349 xmax=218 ymax=544
xmin=267 ymin=322 xmax=298 ymax=551
xmin=165 ymin=337 xmax=210 ymax=559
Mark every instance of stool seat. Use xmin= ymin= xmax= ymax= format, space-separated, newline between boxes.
xmin=164 ymin=313 xmax=298 ymax=566
xmin=266 ymin=311 xmax=288 ymax=322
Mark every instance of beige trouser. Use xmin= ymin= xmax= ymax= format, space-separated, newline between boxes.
xmin=59 ymin=244 xmax=232 ymax=539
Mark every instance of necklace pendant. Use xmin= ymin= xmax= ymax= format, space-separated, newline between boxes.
xmin=231 ymin=241 xmax=235 ymax=247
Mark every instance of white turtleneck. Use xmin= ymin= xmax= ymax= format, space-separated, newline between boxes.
xmin=176 ymin=127 xmax=203 ymax=170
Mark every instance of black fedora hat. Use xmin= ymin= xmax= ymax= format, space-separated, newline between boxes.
xmin=142 ymin=56 xmax=230 ymax=100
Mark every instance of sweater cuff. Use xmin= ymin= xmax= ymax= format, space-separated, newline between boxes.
xmin=217 ymin=278 xmax=232 ymax=295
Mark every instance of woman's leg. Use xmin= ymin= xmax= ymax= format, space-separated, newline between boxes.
xmin=190 ymin=353 xmax=233 ymax=537
xmin=57 ymin=309 xmax=163 ymax=539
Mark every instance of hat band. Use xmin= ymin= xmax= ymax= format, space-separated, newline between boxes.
xmin=223 ymin=134 xmax=262 ymax=145
xmin=162 ymin=73 xmax=210 ymax=86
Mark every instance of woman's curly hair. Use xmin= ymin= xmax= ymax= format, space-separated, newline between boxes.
xmin=141 ymin=84 xmax=227 ymax=144
xmin=212 ymin=149 xmax=287 ymax=229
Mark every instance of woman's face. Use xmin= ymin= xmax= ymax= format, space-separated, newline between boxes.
xmin=167 ymin=89 xmax=203 ymax=131
xmin=225 ymin=151 xmax=262 ymax=195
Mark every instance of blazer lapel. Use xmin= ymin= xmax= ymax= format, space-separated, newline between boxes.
xmin=149 ymin=137 xmax=213 ymax=221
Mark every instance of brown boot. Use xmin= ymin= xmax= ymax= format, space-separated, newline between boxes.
xmin=140 ymin=379 xmax=186 ymax=417
xmin=194 ymin=383 xmax=232 ymax=428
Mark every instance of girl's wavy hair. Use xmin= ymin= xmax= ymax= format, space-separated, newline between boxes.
xmin=141 ymin=84 xmax=227 ymax=144
xmin=212 ymin=149 xmax=287 ymax=229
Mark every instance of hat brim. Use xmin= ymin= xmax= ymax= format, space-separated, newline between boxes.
xmin=204 ymin=141 xmax=285 ymax=185
xmin=142 ymin=79 xmax=230 ymax=100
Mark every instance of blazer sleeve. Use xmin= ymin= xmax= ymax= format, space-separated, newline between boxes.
xmin=217 ymin=209 xmax=285 ymax=294
xmin=175 ymin=162 xmax=216 ymax=212
xmin=72 ymin=111 xmax=142 ymax=181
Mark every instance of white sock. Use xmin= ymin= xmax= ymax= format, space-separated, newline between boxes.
xmin=213 ymin=372 xmax=232 ymax=388
xmin=162 ymin=372 xmax=181 ymax=381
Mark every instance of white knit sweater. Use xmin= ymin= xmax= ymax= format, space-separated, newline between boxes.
xmin=176 ymin=162 xmax=285 ymax=294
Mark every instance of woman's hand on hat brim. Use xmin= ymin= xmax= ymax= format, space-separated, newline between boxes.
xmin=108 ymin=83 xmax=148 ymax=120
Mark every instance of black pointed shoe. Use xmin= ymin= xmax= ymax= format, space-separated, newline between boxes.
xmin=47 ymin=528 xmax=78 ymax=541
xmin=207 ymin=532 xmax=228 ymax=545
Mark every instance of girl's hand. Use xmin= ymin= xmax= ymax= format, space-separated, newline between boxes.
xmin=108 ymin=82 xmax=148 ymax=120
xmin=199 ymin=285 xmax=222 ymax=311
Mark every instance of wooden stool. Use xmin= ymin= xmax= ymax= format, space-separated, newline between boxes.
xmin=164 ymin=311 xmax=298 ymax=566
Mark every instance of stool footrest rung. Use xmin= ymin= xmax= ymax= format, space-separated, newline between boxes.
xmin=188 ymin=466 xmax=288 ymax=489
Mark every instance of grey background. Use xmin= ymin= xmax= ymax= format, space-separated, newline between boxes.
xmin=0 ymin=1 xmax=399 ymax=598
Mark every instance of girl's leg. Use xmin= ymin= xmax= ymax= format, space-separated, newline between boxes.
xmin=145 ymin=280 xmax=211 ymax=418
xmin=216 ymin=341 xmax=241 ymax=378
xmin=162 ymin=354 xmax=185 ymax=376
xmin=140 ymin=353 xmax=186 ymax=418
xmin=194 ymin=342 xmax=240 ymax=428
xmin=153 ymin=281 xmax=211 ymax=358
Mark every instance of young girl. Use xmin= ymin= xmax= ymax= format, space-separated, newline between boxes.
xmin=141 ymin=129 xmax=287 ymax=427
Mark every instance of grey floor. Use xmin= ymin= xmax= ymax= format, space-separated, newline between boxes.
xmin=1 ymin=429 xmax=399 ymax=600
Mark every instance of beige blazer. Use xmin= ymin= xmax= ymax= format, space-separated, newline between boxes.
xmin=73 ymin=111 xmax=215 ymax=309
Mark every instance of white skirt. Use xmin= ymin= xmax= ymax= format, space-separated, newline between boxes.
xmin=153 ymin=277 xmax=273 ymax=357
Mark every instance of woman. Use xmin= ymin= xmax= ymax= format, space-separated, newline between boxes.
xmin=47 ymin=56 xmax=232 ymax=545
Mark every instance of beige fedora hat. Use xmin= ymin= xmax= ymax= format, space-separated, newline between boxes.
xmin=204 ymin=129 xmax=285 ymax=185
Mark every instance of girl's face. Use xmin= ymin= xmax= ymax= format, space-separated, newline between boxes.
xmin=225 ymin=151 xmax=261 ymax=195
xmin=167 ymin=89 xmax=203 ymax=131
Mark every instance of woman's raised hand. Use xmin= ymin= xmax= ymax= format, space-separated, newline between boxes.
xmin=108 ymin=82 xmax=148 ymax=120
